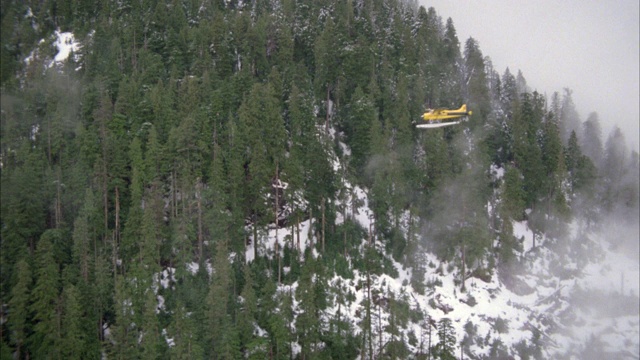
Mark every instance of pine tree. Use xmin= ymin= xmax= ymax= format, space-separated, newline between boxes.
xmin=541 ymin=110 xmax=570 ymax=221
xmin=238 ymin=263 xmax=258 ymax=353
xmin=29 ymin=234 xmax=62 ymax=359
xmin=385 ymin=292 xmax=410 ymax=359
xmin=61 ymin=283 xmax=86 ymax=359
xmin=434 ymin=318 xmax=456 ymax=360
xmin=1 ymin=141 xmax=48 ymax=283
xmin=140 ymin=289 xmax=163 ymax=359
xmin=581 ymin=112 xmax=603 ymax=166
xmin=267 ymin=292 xmax=292 ymax=360
xmin=314 ymin=17 xmax=340 ymax=131
xmin=110 ymin=274 xmax=139 ymax=359
xmin=565 ymin=130 xmax=597 ymax=195
xmin=72 ymin=188 xmax=94 ymax=282
xmin=7 ymin=259 xmax=32 ymax=359
xmin=438 ymin=18 xmax=462 ymax=105
xmin=284 ymin=82 xmax=312 ymax=250
xmin=601 ymin=127 xmax=628 ymax=212
xmin=206 ymin=240 xmax=240 ymax=358
xmin=93 ymin=251 xmax=113 ymax=346
xmin=121 ymin=137 xmax=145 ymax=267
xmin=6 ymin=3 xmax=640 ymax=358
xmin=463 ymin=37 xmax=490 ymax=127
xmin=500 ymin=67 xmax=518 ymax=116
xmin=513 ymin=92 xmax=546 ymax=207
xmin=502 ymin=166 xmax=526 ymax=221
xmin=238 ymin=81 xmax=287 ymax=259
xmin=516 ymin=70 xmax=529 ymax=95
xmin=369 ymin=116 xmax=391 ymax=235
xmin=346 ymin=86 xmax=376 ymax=173
xmin=138 ymin=193 xmax=162 ymax=277
xmin=169 ymin=300 xmax=204 ymax=359
xmin=296 ymin=255 xmax=321 ymax=358
xmin=559 ymin=88 xmax=581 ymax=143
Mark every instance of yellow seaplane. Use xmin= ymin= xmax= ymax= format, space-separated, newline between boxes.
xmin=416 ymin=104 xmax=472 ymax=129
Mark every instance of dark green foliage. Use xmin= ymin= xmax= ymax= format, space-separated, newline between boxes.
xmin=29 ymin=234 xmax=62 ymax=359
xmin=434 ymin=318 xmax=456 ymax=360
xmin=60 ymin=283 xmax=87 ymax=359
xmin=345 ymin=86 xmax=376 ymax=173
xmin=513 ymin=92 xmax=547 ymax=207
xmin=7 ymin=259 xmax=31 ymax=359
xmin=169 ymin=301 xmax=204 ymax=359
xmin=565 ymin=130 xmax=597 ymax=193
xmin=296 ymin=255 xmax=323 ymax=358
xmin=1 ymin=1 xmax=636 ymax=358
xmin=110 ymin=274 xmax=140 ymax=359
xmin=206 ymin=240 xmax=240 ymax=359
xmin=502 ymin=166 xmax=526 ymax=221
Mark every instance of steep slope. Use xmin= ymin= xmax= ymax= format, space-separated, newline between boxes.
xmin=1 ymin=1 xmax=638 ymax=359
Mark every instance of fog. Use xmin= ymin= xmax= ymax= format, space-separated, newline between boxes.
xmin=409 ymin=123 xmax=640 ymax=357
xmin=423 ymin=0 xmax=640 ymax=150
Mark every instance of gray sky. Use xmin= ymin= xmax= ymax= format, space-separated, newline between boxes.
xmin=422 ymin=0 xmax=639 ymax=150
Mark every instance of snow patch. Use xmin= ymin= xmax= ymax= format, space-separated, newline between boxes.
xmin=53 ymin=30 xmax=80 ymax=63
xmin=513 ymin=220 xmax=535 ymax=251
xmin=24 ymin=30 xmax=82 ymax=69
xmin=490 ymin=163 xmax=505 ymax=180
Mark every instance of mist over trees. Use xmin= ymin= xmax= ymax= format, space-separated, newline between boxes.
xmin=1 ymin=0 xmax=638 ymax=358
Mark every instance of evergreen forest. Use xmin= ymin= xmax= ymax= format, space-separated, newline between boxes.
xmin=1 ymin=0 xmax=638 ymax=359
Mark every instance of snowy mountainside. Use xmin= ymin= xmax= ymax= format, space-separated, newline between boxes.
xmin=244 ymin=132 xmax=639 ymax=359
xmin=4 ymin=2 xmax=639 ymax=359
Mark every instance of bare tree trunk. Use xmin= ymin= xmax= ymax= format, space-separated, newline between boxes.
xmin=308 ymin=207 xmax=313 ymax=248
xmin=197 ymin=179 xmax=203 ymax=263
xmin=291 ymin=214 xmax=295 ymax=252
xmin=132 ymin=27 xmax=137 ymax=71
xmin=253 ymin=216 xmax=258 ymax=262
xmin=378 ymin=300 xmax=382 ymax=356
xmin=461 ymin=243 xmax=466 ymax=292
xmin=428 ymin=317 xmax=432 ymax=360
xmin=290 ymin=192 xmax=296 ymax=251
xmin=325 ymin=86 xmax=330 ymax=133
xmin=172 ymin=170 xmax=178 ymax=218
xmin=321 ymin=197 xmax=325 ymax=253
xmin=55 ymin=167 xmax=62 ymax=228
xmin=367 ymin=267 xmax=373 ymax=359
xmin=408 ymin=208 xmax=413 ymax=249
xmin=351 ymin=187 xmax=356 ymax=220
xmin=100 ymin=138 xmax=108 ymax=243
xmin=296 ymin=213 xmax=300 ymax=251
xmin=115 ymin=186 xmax=120 ymax=247
xmin=113 ymin=186 xmax=120 ymax=276
xmin=275 ymin=162 xmax=281 ymax=283
xmin=46 ymin=115 xmax=52 ymax=164
xmin=343 ymin=223 xmax=347 ymax=257
xmin=93 ymin=93 xmax=112 ymax=244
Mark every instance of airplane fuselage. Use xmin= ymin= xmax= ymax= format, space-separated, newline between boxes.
xmin=421 ymin=104 xmax=472 ymax=122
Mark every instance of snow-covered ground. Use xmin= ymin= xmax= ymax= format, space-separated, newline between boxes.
xmin=243 ymin=146 xmax=640 ymax=359
xmin=25 ymin=29 xmax=83 ymax=70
